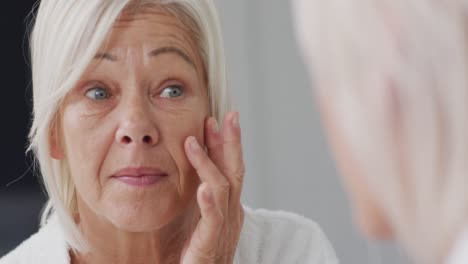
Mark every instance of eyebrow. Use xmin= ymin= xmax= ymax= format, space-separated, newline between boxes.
xmin=94 ymin=52 xmax=118 ymax=61
xmin=149 ymin=47 xmax=195 ymax=67
xmin=94 ymin=46 xmax=195 ymax=67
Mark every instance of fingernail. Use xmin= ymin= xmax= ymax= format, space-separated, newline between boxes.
xmin=210 ymin=118 xmax=219 ymax=133
xmin=232 ymin=112 xmax=240 ymax=129
xmin=189 ymin=136 xmax=201 ymax=152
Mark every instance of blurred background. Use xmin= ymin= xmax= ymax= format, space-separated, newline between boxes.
xmin=1 ymin=0 xmax=48 ymax=257
xmin=1 ymin=1 xmax=403 ymax=263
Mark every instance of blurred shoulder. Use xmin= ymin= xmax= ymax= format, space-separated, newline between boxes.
xmin=0 ymin=215 xmax=69 ymax=264
xmin=234 ymin=206 xmax=339 ymax=264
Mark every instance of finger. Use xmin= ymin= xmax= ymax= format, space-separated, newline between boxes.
xmin=204 ymin=117 xmax=224 ymax=172
xmin=222 ymin=112 xmax=245 ymax=204
xmin=185 ymin=136 xmax=228 ymax=187
xmin=182 ymin=183 xmax=223 ymax=264
xmin=185 ymin=136 xmax=230 ymax=215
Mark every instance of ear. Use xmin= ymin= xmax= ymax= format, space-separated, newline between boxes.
xmin=49 ymin=120 xmax=64 ymax=160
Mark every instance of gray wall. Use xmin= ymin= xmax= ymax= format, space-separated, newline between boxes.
xmin=216 ymin=1 xmax=404 ymax=263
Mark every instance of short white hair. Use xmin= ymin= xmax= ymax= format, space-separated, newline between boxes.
xmin=28 ymin=0 xmax=229 ymax=252
xmin=293 ymin=0 xmax=468 ymax=263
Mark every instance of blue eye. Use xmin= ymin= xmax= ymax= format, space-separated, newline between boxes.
xmin=85 ymin=87 xmax=110 ymax=100
xmin=160 ymin=85 xmax=184 ymax=98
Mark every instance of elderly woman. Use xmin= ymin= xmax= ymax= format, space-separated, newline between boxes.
xmin=293 ymin=0 xmax=468 ymax=263
xmin=1 ymin=0 xmax=337 ymax=263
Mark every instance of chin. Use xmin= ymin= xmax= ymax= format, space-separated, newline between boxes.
xmin=109 ymin=209 xmax=179 ymax=232
xmin=105 ymin=198 xmax=184 ymax=232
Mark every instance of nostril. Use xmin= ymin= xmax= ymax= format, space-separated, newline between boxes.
xmin=122 ymin=136 xmax=132 ymax=144
xmin=142 ymin=135 xmax=152 ymax=144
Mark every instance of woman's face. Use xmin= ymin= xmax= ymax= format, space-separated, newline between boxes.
xmin=52 ymin=9 xmax=209 ymax=232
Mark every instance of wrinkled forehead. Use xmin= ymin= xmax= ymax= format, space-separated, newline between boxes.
xmin=92 ymin=6 xmax=204 ymax=72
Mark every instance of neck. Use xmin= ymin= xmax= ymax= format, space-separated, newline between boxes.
xmin=72 ymin=199 xmax=200 ymax=264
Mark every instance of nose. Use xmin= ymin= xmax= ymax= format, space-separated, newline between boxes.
xmin=115 ymin=100 xmax=159 ymax=148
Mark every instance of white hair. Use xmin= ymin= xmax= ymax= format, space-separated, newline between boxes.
xmin=293 ymin=0 xmax=468 ymax=263
xmin=28 ymin=0 xmax=229 ymax=252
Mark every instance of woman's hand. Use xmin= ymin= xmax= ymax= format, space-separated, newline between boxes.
xmin=181 ymin=112 xmax=245 ymax=264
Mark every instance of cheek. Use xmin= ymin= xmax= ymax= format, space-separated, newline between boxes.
xmin=61 ymin=106 xmax=115 ymax=195
xmin=333 ymin=135 xmax=394 ymax=239
xmin=160 ymin=109 xmax=207 ymax=189
xmin=346 ymin=169 xmax=394 ymax=239
xmin=321 ymin=103 xmax=394 ymax=239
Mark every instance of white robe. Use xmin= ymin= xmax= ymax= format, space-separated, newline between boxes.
xmin=0 ymin=206 xmax=339 ymax=264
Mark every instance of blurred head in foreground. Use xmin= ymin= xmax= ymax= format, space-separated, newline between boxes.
xmin=293 ymin=1 xmax=468 ymax=263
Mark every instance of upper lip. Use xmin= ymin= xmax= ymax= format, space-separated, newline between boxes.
xmin=112 ymin=167 xmax=169 ymax=178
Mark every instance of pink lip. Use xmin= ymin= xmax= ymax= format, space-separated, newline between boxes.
xmin=112 ymin=167 xmax=169 ymax=187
